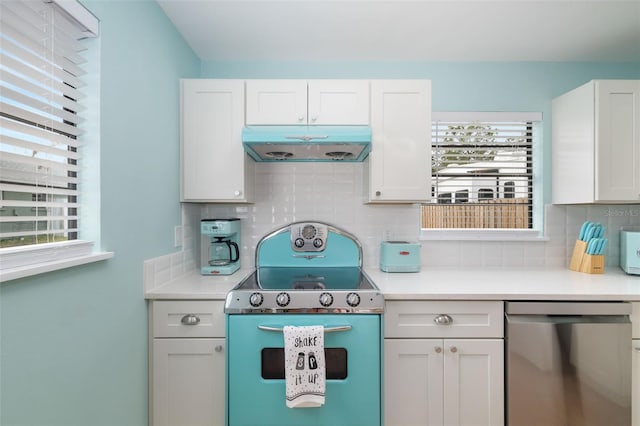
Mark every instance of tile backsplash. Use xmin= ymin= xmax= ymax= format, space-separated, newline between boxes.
xmin=146 ymin=162 xmax=640 ymax=287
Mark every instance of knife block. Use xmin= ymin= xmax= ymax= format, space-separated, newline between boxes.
xmin=569 ymin=240 xmax=587 ymax=272
xmin=579 ymin=254 xmax=605 ymax=274
xmin=569 ymin=239 xmax=605 ymax=274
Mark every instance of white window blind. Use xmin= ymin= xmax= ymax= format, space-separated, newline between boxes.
xmin=423 ymin=112 xmax=540 ymax=230
xmin=0 ymin=0 xmax=96 ymax=249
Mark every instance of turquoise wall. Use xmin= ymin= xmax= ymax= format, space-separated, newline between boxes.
xmin=0 ymin=1 xmax=199 ymax=425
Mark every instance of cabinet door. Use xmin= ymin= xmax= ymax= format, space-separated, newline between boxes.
xmin=634 ymin=340 xmax=640 ymax=426
xmin=152 ymin=338 xmax=225 ymax=426
xmin=595 ymin=80 xmax=640 ymax=202
xmin=384 ymin=339 xmax=443 ymax=426
xmin=245 ymin=80 xmax=308 ymax=125
xmin=443 ymin=339 xmax=504 ymax=426
xmin=369 ymin=80 xmax=431 ymax=202
xmin=307 ymin=80 xmax=369 ymax=125
xmin=181 ymin=79 xmax=252 ymax=202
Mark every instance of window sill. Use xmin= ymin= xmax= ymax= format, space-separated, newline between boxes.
xmin=0 ymin=241 xmax=114 ymax=283
xmin=420 ymin=229 xmax=548 ymax=242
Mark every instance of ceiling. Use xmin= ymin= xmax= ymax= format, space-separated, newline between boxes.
xmin=157 ymin=0 xmax=640 ymax=63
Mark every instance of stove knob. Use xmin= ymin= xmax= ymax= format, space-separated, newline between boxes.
xmin=346 ymin=292 xmax=361 ymax=307
xmin=249 ymin=292 xmax=264 ymax=307
xmin=313 ymin=238 xmax=323 ymax=248
xmin=294 ymin=238 xmax=305 ymax=248
xmin=319 ymin=292 xmax=334 ymax=307
xmin=276 ymin=292 xmax=291 ymax=307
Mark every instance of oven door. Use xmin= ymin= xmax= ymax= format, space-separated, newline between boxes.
xmin=226 ymin=314 xmax=381 ymax=426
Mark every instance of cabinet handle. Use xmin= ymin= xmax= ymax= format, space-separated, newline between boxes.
xmin=181 ymin=314 xmax=200 ymax=325
xmin=297 ymin=116 xmax=305 ymax=122
xmin=435 ymin=346 xmax=442 ymax=354
xmin=310 ymin=115 xmax=318 ymax=122
xmin=634 ymin=347 xmax=640 ymax=352
xmin=434 ymin=314 xmax=453 ymax=325
xmin=214 ymin=345 xmax=224 ymax=353
xmin=450 ymin=346 xmax=458 ymax=353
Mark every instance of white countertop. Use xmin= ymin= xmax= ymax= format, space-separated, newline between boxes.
xmin=145 ymin=266 xmax=640 ymax=301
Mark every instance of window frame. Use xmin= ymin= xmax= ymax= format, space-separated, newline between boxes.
xmin=0 ymin=0 xmax=111 ymax=283
xmin=420 ymin=111 xmax=545 ymax=242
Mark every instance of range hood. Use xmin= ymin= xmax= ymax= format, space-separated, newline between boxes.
xmin=242 ymin=125 xmax=371 ymax=162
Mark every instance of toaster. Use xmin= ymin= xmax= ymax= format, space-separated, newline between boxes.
xmin=380 ymin=241 xmax=421 ymax=273
xmin=620 ymin=229 xmax=640 ymax=275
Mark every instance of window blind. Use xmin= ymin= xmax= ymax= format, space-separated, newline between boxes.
xmin=0 ymin=0 xmax=96 ymax=248
xmin=423 ymin=113 xmax=539 ymax=230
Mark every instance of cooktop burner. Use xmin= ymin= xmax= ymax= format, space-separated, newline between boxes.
xmin=224 ymin=222 xmax=384 ymax=314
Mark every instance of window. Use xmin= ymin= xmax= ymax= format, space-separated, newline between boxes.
xmin=0 ymin=0 xmax=105 ymax=281
xmin=423 ymin=112 xmax=541 ymax=232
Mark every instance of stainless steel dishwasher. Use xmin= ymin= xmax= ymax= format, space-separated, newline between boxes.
xmin=505 ymin=302 xmax=632 ymax=426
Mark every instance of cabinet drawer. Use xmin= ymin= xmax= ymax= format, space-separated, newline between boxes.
xmin=152 ymin=301 xmax=225 ymax=338
xmin=385 ymin=301 xmax=503 ymax=338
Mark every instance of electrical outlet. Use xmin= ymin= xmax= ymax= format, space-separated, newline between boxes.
xmin=174 ymin=225 xmax=183 ymax=248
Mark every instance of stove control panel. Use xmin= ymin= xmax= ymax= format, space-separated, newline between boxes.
xmin=290 ymin=223 xmax=328 ymax=252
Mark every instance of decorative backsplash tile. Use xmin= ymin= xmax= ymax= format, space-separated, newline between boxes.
xmin=144 ymin=163 xmax=640 ymax=288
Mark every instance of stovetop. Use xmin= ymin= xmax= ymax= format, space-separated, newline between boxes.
xmin=224 ymin=222 xmax=384 ymax=314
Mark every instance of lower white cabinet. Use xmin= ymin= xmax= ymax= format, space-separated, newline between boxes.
xmin=634 ymin=302 xmax=640 ymax=426
xmin=153 ymin=338 xmax=225 ymax=426
xmin=634 ymin=339 xmax=640 ymax=426
xmin=384 ymin=301 xmax=504 ymax=426
xmin=149 ymin=301 xmax=225 ymax=426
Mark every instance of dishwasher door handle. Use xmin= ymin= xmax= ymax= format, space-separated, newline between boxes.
xmin=505 ymin=301 xmax=632 ymax=316
xmin=505 ymin=313 xmax=630 ymax=325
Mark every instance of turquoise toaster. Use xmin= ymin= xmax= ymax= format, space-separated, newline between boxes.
xmin=380 ymin=241 xmax=421 ymax=272
xmin=620 ymin=229 xmax=640 ymax=275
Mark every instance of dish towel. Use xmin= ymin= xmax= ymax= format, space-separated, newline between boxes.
xmin=283 ymin=325 xmax=326 ymax=408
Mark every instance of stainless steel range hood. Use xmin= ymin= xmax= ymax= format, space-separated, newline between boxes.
xmin=242 ymin=125 xmax=371 ymax=162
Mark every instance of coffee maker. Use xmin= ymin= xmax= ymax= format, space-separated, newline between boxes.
xmin=201 ymin=218 xmax=241 ymax=275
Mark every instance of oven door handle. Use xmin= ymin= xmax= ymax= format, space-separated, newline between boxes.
xmin=258 ymin=325 xmax=352 ymax=333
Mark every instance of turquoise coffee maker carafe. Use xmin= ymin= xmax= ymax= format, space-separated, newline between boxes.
xmin=201 ymin=218 xmax=241 ymax=275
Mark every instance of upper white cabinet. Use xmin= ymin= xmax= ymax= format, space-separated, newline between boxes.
xmin=367 ymin=80 xmax=431 ymax=203
xmin=181 ymin=79 xmax=254 ymax=202
xmin=552 ymin=79 xmax=640 ymax=204
xmin=245 ymin=79 xmax=370 ymax=125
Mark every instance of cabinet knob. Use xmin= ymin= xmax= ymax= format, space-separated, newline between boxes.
xmin=435 ymin=346 xmax=442 ymax=354
xmin=434 ymin=314 xmax=453 ymax=325
xmin=450 ymin=346 xmax=458 ymax=353
xmin=181 ymin=314 xmax=200 ymax=325
xmin=215 ymin=345 xmax=224 ymax=353
xmin=375 ymin=191 xmax=381 ymax=197
xmin=310 ymin=115 xmax=318 ymax=122
xmin=234 ymin=190 xmax=242 ymax=197
xmin=298 ymin=116 xmax=305 ymax=122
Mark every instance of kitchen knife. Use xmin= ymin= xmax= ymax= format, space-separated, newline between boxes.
xmin=597 ymin=238 xmax=608 ymax=255
xmin=579 ymin=221 xmax=591 ymax=240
